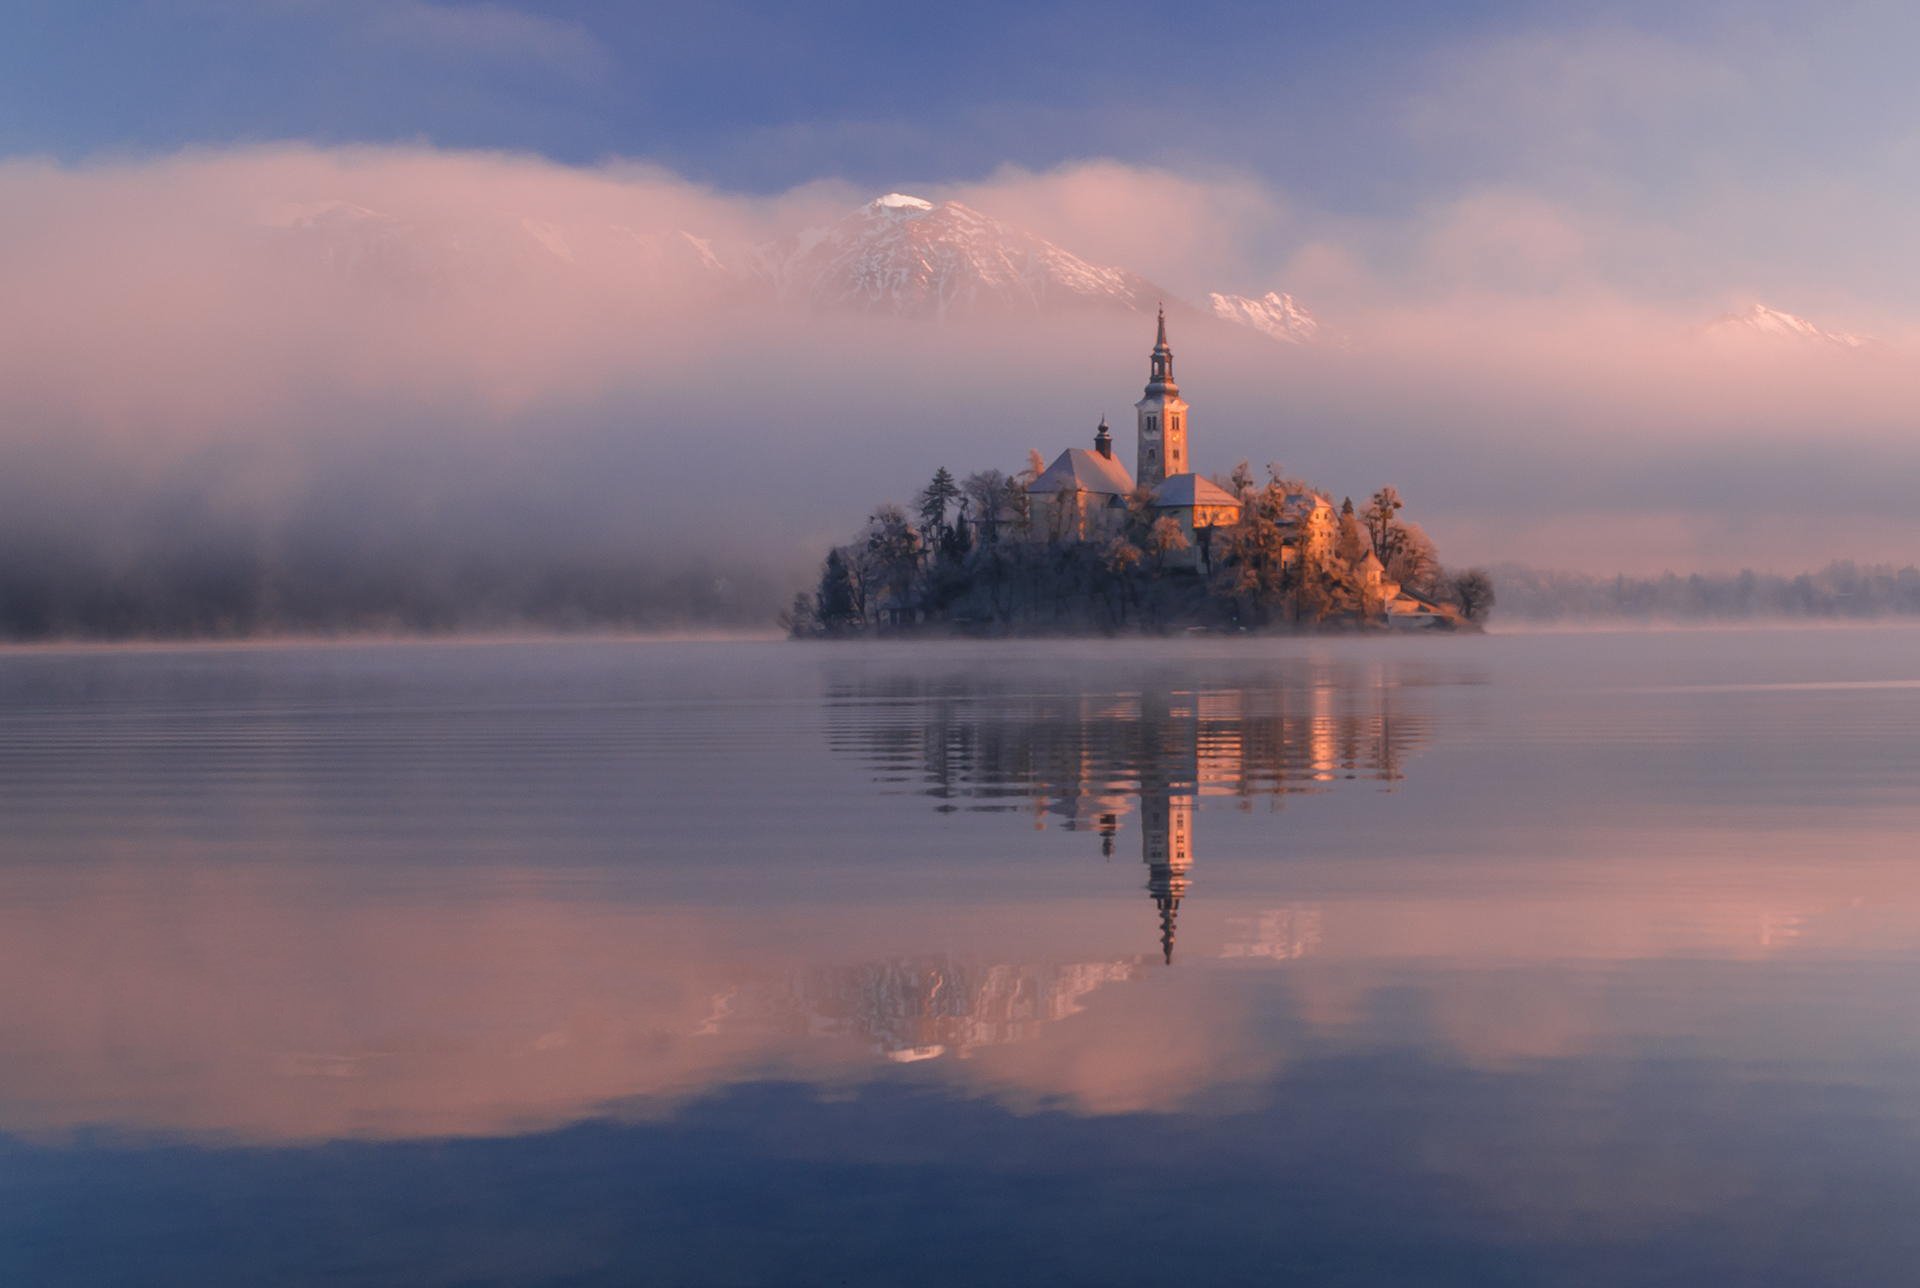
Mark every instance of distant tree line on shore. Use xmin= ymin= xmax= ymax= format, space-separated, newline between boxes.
xmin=788 ymin=461 xmax=1494 ymax=637
xmin=1491 ymin=561 xmax=1920 ymax=622
xmin=0 ymin=536 xmax=783 ymax=640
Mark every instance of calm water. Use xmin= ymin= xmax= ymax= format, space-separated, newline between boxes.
xmin=5 ymin=629 xmax=1920 ymax=1285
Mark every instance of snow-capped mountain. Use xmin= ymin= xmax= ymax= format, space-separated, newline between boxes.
xmin=1707 ymin=302 xmax=1875 ymax=349
xmin=260 ymin=191 xmax=1331 ymax=338
xmin=1208 ymin=290 xmax=1320 ymax=344
xmin=761 ymin=193 xmax=1165 ymax=319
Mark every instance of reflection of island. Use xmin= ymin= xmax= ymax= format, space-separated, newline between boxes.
xmin=829 ymin=666 xmax=1430 ymax=964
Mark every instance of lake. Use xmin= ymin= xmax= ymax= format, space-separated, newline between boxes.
xmin=4 ymin=628 xmax=1920 ymax=1285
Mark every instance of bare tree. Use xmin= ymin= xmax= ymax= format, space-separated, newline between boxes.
xmin=963 ymin=470 xmax=1009 ymax=546
xmin=1387 ymin=521 xmax=1440 ymax=596
xmin=864 ymin=505 xmax=922 ymax=624
xmin=1144 ymin=516 xmax=1190 ymax=568
xmin=1229 ymin=460 xmax=1255 ymax=499
xmin=1362 ymin=486 xmax=1405 ymax=564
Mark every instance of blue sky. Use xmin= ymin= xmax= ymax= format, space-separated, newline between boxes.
xmin=6 ymin=2 xmax=1897 ymax=211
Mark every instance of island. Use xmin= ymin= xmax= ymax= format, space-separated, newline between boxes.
xmin=789 ymin=309 xmax=1493 ymax=637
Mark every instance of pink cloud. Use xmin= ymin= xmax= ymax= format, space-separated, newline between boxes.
xmin=1 ymin=143 xmax=1917 ymax=584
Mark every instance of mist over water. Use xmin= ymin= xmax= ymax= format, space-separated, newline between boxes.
xmin=6 ymin=629 xmax=1920 ymax=1282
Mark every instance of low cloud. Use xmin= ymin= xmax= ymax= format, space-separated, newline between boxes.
xmin=0 ymin=142 xmax=1915 ymax=637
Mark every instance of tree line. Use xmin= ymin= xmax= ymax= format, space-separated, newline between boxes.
xmin=1491 ymin=561 xmax=1920 ymax=622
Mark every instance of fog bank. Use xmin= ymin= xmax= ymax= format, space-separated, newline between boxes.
xmin=3 ymin=145 xmax=1917 ymax=636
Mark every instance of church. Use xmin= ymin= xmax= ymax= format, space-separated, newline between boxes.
xmin=1026 ymin=308 xmax=1244 ymax=568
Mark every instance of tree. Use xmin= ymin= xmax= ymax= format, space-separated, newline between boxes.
xmin=919 ymin=467 xmax=961 ymax=538
xmin=865 ymin=504 xmax=922 ymax=623
xmin=1387 ymin=521 xmax=1440 ymax=596
xmin=1363 ymin=486 xmax=1405 ymax=565
xmin=1448 ymin=568 xmax=1496 ymax=622
xmin=813 ymin=549 xmax=860 ymax=634
xmin=1294 ymin=551 xmax=1338 ymax=623
xmin=1122 ymin=485 xmax=1160 ymax=546
xmin=1229 ymin=460 xmax=1255 ymax=499
xmin=781 ymin=592 xmax=818 ymax=638
xmin=1045 ymin=481 xmax=1085 ymax=544
xmin=1100 ymin=537 xmax=1144 ymax=625
xmin=1266 ymin=462 xmax=1311 ymax=496
xmin=1144 ymin=516 xmax=1190 ymax=567
xmin=1211 ymin=481 xmax=1292 ymax=624
xmin=939 ymin=511 xmax=972 ymax=563
xmin=963 ymin=470 xmax=1009 ymax=547
xmin=1335 ymin=497 xmax=1366 ymax=567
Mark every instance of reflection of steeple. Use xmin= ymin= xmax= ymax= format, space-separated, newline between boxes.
xmin=1140 ymin=687 xmax=1197 ymax=964
xmin=824 ymin=662 xmax=1438 ymax=965
xmin=1149 ymin=860 xmax=1189 ymax=965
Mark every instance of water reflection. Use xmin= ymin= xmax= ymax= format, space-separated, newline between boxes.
xmin=827 ymin=664 xmax=1429 ymax=963
xmin=3 ymin=639 xmax=1919 ymax=1144
xmin=11 ymin=637 xmax=1920 ymax=1283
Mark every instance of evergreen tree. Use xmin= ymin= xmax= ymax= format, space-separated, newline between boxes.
xmin=814 ymin=550 xmax=859 ymax=634
xmin=1336 ymin=497 xmax=1366 ymax=567
xmin=919 ymin=467 xmax=961 ymax=537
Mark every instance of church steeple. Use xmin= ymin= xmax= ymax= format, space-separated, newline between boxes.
xmin=1135 ymin=306 xmax=1189 ymax=487
xmin=1149 ymin=305 xmax=1175 ymax=388
xmin=1094 ymin=415 xmax=1113 ymax=460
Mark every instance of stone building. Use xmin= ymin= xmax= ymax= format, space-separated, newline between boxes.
xmin=1027 ymin=417 xmax=1135 ymax=542
xmin=1135 ymin=307 xmax=1189 ymax=487
xmin=1027 ymin=309 xmax=1244 ymax=560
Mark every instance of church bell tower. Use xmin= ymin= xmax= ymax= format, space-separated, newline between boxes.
xmin=1135 ymin=306 xmax=1189 ymax=487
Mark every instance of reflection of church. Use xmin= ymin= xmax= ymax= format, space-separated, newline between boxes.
xmin=1140 ymin=689 xmax=1195 ymax=964
xmin=692 ymin=666 xmax=1438 ymax=1064
xmin=828 ymin=665 xmax=1429 ymax=965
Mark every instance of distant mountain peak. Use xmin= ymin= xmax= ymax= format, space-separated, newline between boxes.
xmin=870 ymin=192 xmax=935 ymax=214
xmin=1708 ymin=302 xmax=1875 ymax=349
xmin=1209 ymin=290 xmax=1320 ymax=344
xmin=761 ymin=192 xmax=1163 ymax=319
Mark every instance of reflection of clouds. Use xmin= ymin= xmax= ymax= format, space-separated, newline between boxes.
xmin=704 ymin=955 xmax=1150 ymax=1062
xmin=3 ymin=854 xmax=1913 ymax=1144
xmin=1221 ymin=906 xmax=1324 ymax=960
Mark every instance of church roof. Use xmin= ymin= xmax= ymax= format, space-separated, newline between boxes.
xmin=1028 ymin=448 xmax=1135 ymax=497
xmin=1151 ymin=473 xmax=1241 ymax=508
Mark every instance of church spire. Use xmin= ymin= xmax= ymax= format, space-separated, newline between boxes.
xmin=1135 ymin=305 xmax=1188 ymax=486
xmin=1148 ymin=305 xmax=1174 ymax=388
